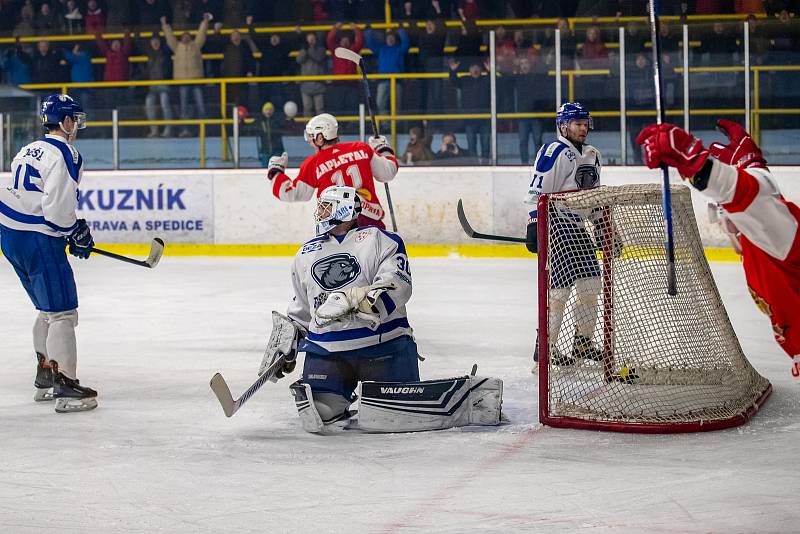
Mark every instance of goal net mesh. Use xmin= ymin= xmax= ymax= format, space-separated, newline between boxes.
xmin=540 ymin=184 xmax=771 ymax=431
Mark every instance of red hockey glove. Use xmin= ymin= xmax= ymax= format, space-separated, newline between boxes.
xmin=708 ymin=119 xmax=767 ymax=170
xmin=636 ymin=123 xmax=710 ymax=180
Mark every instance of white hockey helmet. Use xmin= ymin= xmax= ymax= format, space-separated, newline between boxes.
xmin=315 ymin=185 xmax=361 ymax=235
xmin=305 ymin=113 xmax=339 ymax=145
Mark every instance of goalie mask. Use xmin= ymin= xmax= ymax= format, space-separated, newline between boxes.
xmin=315 ymin=185 xmax=361 ymax=235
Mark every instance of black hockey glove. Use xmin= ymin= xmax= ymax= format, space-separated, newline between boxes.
xmin=526 ymin=222 xmax=538 ymax=254
xmin=67 ymin=219 xmax=94 ymax=259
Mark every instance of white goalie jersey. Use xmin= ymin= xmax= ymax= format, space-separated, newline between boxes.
xmin=288 ymin=226 xmax=413 ymax=353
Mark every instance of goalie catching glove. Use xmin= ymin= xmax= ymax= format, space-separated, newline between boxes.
xmin=266 ymin=151 xmax=288 ymax=180
xmin=313 ymin=282 xmax=396 ymax=329
xmin=259 ymin=311 xmax=306 ymax=382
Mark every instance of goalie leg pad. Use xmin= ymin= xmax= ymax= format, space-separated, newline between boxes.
xmin=357 ymin=376 xmax=504 ymax=433
xmin=289 ymin=380 xmax=352 ymax=433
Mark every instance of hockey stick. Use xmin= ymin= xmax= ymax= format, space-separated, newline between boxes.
xmin=209 ymin=353 xmax=287 ymax=418
xmin=649 ymin=0 xmax=678 ymax=296
xmin=457 ymin=199 xmax=528 ymax=244
xmin=90 ymin=238 xmax=165 ymax=269
xmin=334 ymin=46 xmax=398 ymax=232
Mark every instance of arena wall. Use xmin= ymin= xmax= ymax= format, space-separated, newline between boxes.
xmin=13 ymin=166 xmax=800 ymax=257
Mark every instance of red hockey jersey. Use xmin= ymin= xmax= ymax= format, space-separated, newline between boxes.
xmin=704 ymin=159 xmax=800 ymax=365
xmin=271 ymin=141 xmax=398 ymax=222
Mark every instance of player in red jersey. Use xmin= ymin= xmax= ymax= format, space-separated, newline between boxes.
xmin=266 ymin=113 xmax=398 ymax=229
xmin=637 ymin=119 xmax=800 ymax=379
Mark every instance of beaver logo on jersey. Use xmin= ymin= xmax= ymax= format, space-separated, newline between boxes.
xmin=575 ymin=164 xmax=599 ymax=189
xmin=312 ymin=253 xmax=361 ymax=290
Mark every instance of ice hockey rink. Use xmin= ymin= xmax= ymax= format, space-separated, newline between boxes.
xmin=1 ymin=255 xmax=798 ymax=533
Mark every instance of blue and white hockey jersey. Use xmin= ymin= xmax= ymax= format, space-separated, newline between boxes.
xmin=523 ymin=134 xmax=602 ymax=223
xmin=288 ymin=226 xmax=414 ymax=354
xmin=0 ymin=135 xmax=83 ymax=236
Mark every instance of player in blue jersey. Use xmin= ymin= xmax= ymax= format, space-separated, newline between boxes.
xmin=259 ymin=185 xmax=504 ymax=433
xmin=523 ymin=103 xmax=620 ymax=369
xmin=0 ymin=94 xmax=98 ymax=413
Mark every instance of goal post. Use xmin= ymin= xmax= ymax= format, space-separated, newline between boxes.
xmin=537 ymin=184 xmax=772 ymax=433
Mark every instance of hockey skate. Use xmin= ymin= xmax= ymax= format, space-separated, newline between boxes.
xmin=533 ymin=343 xmax=576 ymax=368
xmin=572 ymin=335 xmax=604 ymax=362
xmin=34 ymin=353 xmax=54 ymax=402
xmin=51 ymin=361 xmax=98 ymax=413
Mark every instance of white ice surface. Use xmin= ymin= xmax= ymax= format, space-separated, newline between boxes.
xmin=1 ymin=256 xmax=798 ymax=533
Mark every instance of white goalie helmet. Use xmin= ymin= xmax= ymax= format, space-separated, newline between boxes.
xmin=305 ymin=113 xmax=339 ymax=144
xmin=315 ymin=185 xmax=361 ymax=235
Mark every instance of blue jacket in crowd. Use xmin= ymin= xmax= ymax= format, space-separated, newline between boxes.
xmin=365 ymin=29 xmax=410 ymax=74
xmin=63 ymin=49 xmax=95 ymax=83
xmin=1 ymin=48 xmax=32 ymax=85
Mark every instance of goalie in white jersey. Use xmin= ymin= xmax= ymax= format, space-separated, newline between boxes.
xmin=523 ymin=102 xmax=620 ymax=369
xmin=259 ymin=185 xmax=503 ymax=433
xmin=0 ymin=94 xmax=98 ymax=413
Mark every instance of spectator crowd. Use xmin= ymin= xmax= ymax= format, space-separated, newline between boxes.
xmin=0 ymin=0 xmax=797 ymax=164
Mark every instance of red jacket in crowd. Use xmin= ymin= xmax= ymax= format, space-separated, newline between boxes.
xmin=95 ymin=32 xmax=133 ymax=82
xmin=327 ymin=24 xmax=364 ymax=76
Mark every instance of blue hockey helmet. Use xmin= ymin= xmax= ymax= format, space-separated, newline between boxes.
xmin=556 ymin=102 xmax=593 ymax=130
xmin=41 ymin=94 xmax=86 ymax=130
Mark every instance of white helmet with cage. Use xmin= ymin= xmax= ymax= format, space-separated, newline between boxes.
xmin=315 ymin=185 xmax=361 ymax=235
xmin=305 ymin=113 xmax=339 ymax=145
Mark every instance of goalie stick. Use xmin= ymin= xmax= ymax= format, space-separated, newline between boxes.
xmin=457 ymin=199 xmax=528 ymax=244
xmin=209 ymin=353 xmax=287 ymax=418
xmin=90 ymin=238 xmax=165 ymax=268
xmin=334 ymin=46 xmax=398 ymax=232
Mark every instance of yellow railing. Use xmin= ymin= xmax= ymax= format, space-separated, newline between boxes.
xmin=17 ymin=63 xmax=800 ymax=163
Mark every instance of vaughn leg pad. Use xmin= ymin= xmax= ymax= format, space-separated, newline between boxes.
xmin=289 ymin=380 xmax=324 ymax=434
xmin=357 ymin=376 xmax=503 ymax=433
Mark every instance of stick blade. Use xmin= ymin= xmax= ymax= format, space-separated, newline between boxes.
xmin=456 ymin=199 xmax=477 ymax=238
xmin=145 ymin=238 xmax=165 ymax=268
xmin=334 ymin=46 xmax=363 ymax=64
xmin=209 ymin=372 xmax=236 ymax=417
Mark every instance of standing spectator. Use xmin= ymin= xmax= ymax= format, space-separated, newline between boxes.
xmin=35 ymin=3 xmax=61 ymax=34
xmin=514 ymin=56 xmax=544 ymax=164
xmin=401 ymin=125 xmax=435 ymax=166
xmin=13 ymin=4 xmax=36 ymax=38
xmin=222 ymin=21 xmax=259 ymax=108
xmin=95 ymin=30 xmax=133 ymax=111
xmin=143 ymin=36 xmax=174 ymax=137
xmin=458 ymin=0 xmax=480 ymax=19
xmin=1 ymin=40 xmax=33 ymax=86
xmin=222 ymin=0 xmax=245 ymax=26
xmin=735 ymin=0 xmax=766 ymax=12
xmin=416 ymin=17 xmax=446 ymax=113
xmin=203 ymin=21 xmax=224 ymax=79
xmin=106 ymin=0 xmax=133 ymax=32
xmin=578 ymin=26 xmax=609 ymax=70
xmin=62 ymin=43 xmax=94 ymax=113
xmin=162 ymin=13 xmax=210 ymax=137
xmin=365 ymin=26 xmax=410 ymax=114
xmin=555 ymin=17 xmax=576 ymax=69
xmin=296 ymin=32 xmax=327 ymax=117
xmin=448 ymin=58 xmax=490 ymax=161
xmin=95 ymin=30 xmax=133 ymax=81
xmin=138 ymin=0 xmax=170 ymax=29
xmin=327 ymin=22 xmax=364 ymax=115
xmin=454 ymin=18 xmax=482 ymax=66
xmin=84 ymin=0 xmax=106 ymax=34
xmin=31 ymin=41 xmax=62 ymax=85
xmin=626 ymin=53 xmax=652 ymax=164
xmin=63 ymin=0 xmax=83 ymax=34
xmin=172 ymin=0 xmax=195 ymax=30
xmin=495 ymin=25 xmax=516 ymax=113
xmin=309 ymin=0 xmax=329 ymax=21
xmin=253 ymin=101 xmax=285 ymax=167
xmin=254 ymin=31 xmax=296 ymax=107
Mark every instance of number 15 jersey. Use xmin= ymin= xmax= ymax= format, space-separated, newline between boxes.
xmin=271 ymin=141 xmax=398 ymax=223
xmin=0 ymin=134 xmax=83 ymax=237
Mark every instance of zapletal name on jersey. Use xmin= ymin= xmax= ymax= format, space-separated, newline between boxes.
xmin=291 ymin=226 xmax=413 ymax=353
xmin=315 ymin=148 xmax=370 ymax=179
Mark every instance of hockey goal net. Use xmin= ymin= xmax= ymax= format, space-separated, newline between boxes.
xmin=537 ymin=184 xmax=771 ymax=433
